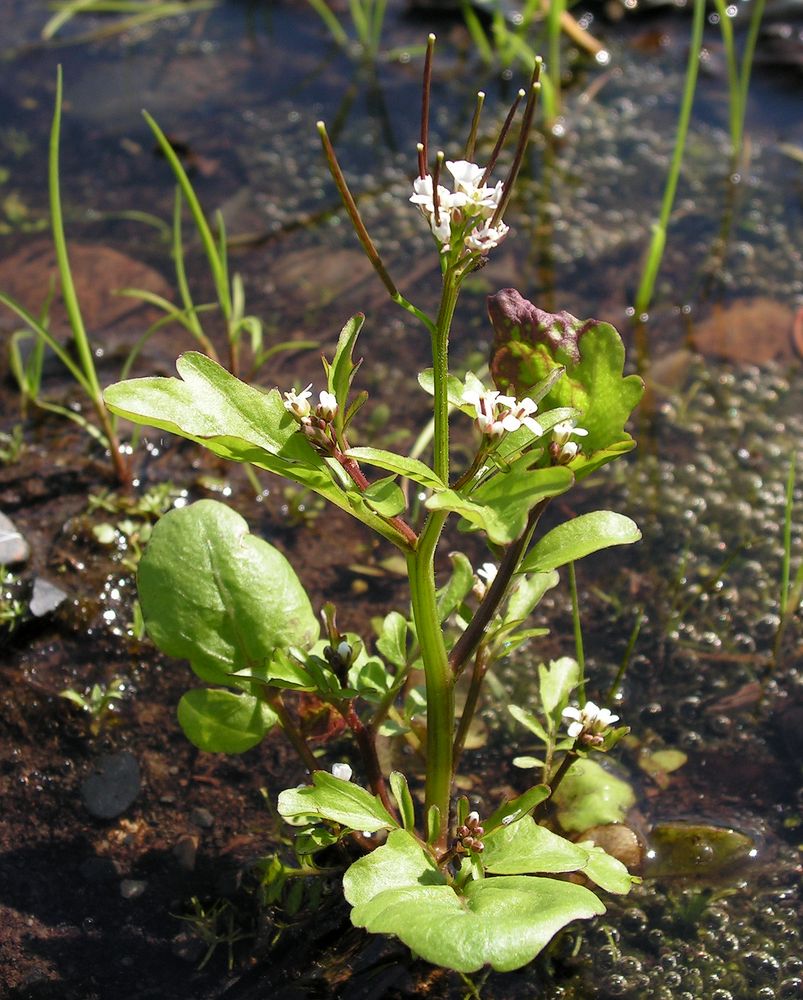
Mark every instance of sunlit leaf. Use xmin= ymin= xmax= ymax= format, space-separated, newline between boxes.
xmin=138 ymin=500 xmax=318 ymax=685
xmin=177 ymin=688 xmax=278 ymax=753
xmin=520 ymin=511 xmax=641 ymax=574
xmin=277 ymin=771 xmax=398 ymax=834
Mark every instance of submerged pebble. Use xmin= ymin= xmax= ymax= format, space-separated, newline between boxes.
xmin=80 ymin=751 xmax=141 ymax=819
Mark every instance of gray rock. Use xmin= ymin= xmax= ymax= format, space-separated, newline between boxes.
xmin=81 ymin=751 xmax=141 ymax=819
xmin=120 ymin=879 xmax=148 ymax=900
xmin=190 ymin=807 xmax=214 ymax=829
xmin=29 ymin=577 xmax=68 ymax=617
xmin=0 ymin=512 xmax=29 ymax=566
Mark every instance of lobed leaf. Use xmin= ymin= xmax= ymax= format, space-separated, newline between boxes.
xmin=488 ymin=289 xmax=643 ymax=464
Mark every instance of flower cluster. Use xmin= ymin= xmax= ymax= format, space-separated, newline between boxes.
xmin=283 ymin=385 xmax=339 ymax=450
xmin=410 ymin=160 xmax=509 ymax=254
xmin=463 ymin=386 xmax=543 ymax=439
xmin=562 ymin=701 xmax=619 ymax=747
xmin=283 ymin=385 xmax=337 ymax=424
xmin=454 ymin=810 xmax=485 ymax=854
xmin=550 ymin=419 xmax=588 ymax=464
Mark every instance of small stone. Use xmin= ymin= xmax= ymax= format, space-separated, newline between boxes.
xmin=0 ymin=512 xmax=29 ymax=566
xmin=79 ymin=856 xmax=121 ymax=882
xmin=81 ymin=751 xmax=141 ymax=819
xmin=120 ymin=879 xmax=147 ymax=900
xmin=190 ymin=807 xmax=214 ymax=829
xmin=171 ymin=931 xmax=206 ymax=964
xmin=578 ymin=824 xmax=645 ymax=870
xmin=29 ymin=577 xmax=68 ymax=617
xmin=173 ymin=834 xmax=198 ymax=872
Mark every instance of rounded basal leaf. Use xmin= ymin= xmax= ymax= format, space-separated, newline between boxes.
xmin=521 ymin=511 xmax=641 ymax=574
xmin=488 ymin=289 xmax=644 ymax=455
xmin=138 ymin=499 xmax=318 ymax=684
xmin=178 ymin=688 xmax=277 ymax=753
xmin=483 ymin=816 xmax=589 ymax=874
xmin=344 ymin=831 xmax=604 ymax=973
xmin=553 ymin=759 xmax=636 ymax=832
xmin=484 ymin=816 xmax=634 ymax=894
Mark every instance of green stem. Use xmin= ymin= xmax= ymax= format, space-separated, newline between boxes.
xmin=267 ymin=692 xmax=320 ymax=775
xmin=568 ymin=561 xmax=586 ymax=704
xmin=431 ymin=270 xmax=459 ymax=484
xmin=452 ymin=645 xmax=489 ymax=772
xmin=408 ymin=511 xmax=453 ymax=847
xmin=449 ymin=498 xmax=550 ymax=675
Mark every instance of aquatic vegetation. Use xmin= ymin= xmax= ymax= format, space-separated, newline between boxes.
xmin=633 ymin=0 xmax=705 ymax=327
xmin=711 ymin=0 xmax=767 ymax=170
xmin=0 ymin=69 xmax=130 ymax=486
xmin=41 ymin=0 xmax=217 ymax=44
xmin=104 ymin=37 xmax=646 ymax=975
xmin=305 ymin=0 xmax=393 ymax=61
xmin=59 ymin=675 xmax=130 ymax=735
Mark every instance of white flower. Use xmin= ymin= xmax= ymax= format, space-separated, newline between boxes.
xmin=331 ymin=762 xmax=353 ymax=781
xmin=429 ymin=211 xmax=452 ymax=247
xmin=552 ymin=419 xmax=589 ymax=463
xmin=553 ymin=420 xmax=589 ymax=448
xmin=465 ymin=219 xmax=509 ymax=253
xmin=317 ymin=390 xmax=338 ymax=422
xmin=447 ymin=160 xmax=485 ymax=191
xmin=410 ymin=175 xmax=459 ymax=215
xmin=477 ymin=562 xmax=498 ymax=584
xmin=500 ymin=396 xmax=544 ymax=437
xmin=562 ymin=701 xmax=619 ymax=740
xmin=463 ymin=385 xmax=543 ymax=439
xmin=283 ymin=384 xmax=313 ymax=420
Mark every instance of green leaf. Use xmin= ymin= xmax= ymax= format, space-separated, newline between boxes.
xmin=427 ymin=462 xmax=573 ymax=545
xmin=484 ymin=817 xmax=634 ymax=894
xmin=574 ymin=842 xmax=636 ymax=894
xmin=277 ymin=771 xmax=398 ymax=834
xmin=539 ymin=657 xmax=581 ymax=720
xmin=376 ymin=612 xmax=408 ymax=668
xmin=344 ymin=830 xmax=604 ymax=973
xmin=363 ymin=476 xmax=406 ymax=517
xmin=485 ymin=785 xmax=551 ymax=832
xmin=503 ymin=571 xmax=559 ymax=625
xmin=520 ymin=511 xmax=641 ymax=574
xmin=323 ymin=313 xmax=364 ymax=436
xmin=417 ymin=368 xmax=466 ymax=408
xmin=553 ymin=759 xmax=636 ymax=832
xmin=138 ymin=500 xmax=318 ymax=685
xmin=508 ymin=704 xmax=549 ymax=742
xmin=177 ymin=688 xmax=277 ymax=753
xmin=104 ymin=354 xmax=413 ymax=548
xmin=345 ymin=447 xmax=445 ymax=491
xmin=488 ymin=289 xmax=644 ymax=463
xmin=389 ymin=772 xmax=416 ymax=831
xmin=483 ymin=816 xmax=590 ymax=874
xmin=348 ymin=655 xmax=394 ymax=701
xmin=436 ymin=551 xmax=475 ymax=623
